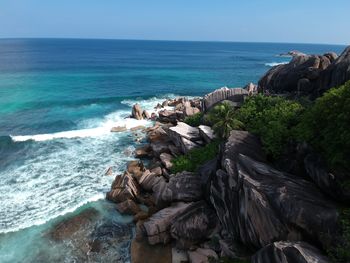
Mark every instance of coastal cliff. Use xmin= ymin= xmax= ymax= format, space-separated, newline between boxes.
xmin=105 ymin=45 xmax=350 ymax=263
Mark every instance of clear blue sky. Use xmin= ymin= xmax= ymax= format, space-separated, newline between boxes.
xmin=0 ymin=0 xmax=349 ymax=45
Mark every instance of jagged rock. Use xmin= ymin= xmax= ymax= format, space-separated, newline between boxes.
xmin=138 ymin=170 xmax=164 ymax=191
xmin=131 ymin=237 xmax=172 ymax=263
xmin=150 ymin=166 xmax=163 ymax=176
xmin=135 ymin=144 xmax=152 ymax=158
xmin=105 ymin=167 xmax=113 ymax=176
xmin=159 ymin=153 xmax=174 ymax=170
xmin=211 ymin=152 xmax=338 ymax=250
xmin=170 ymin=201 xmax=217 ymax=249
xmin=116 ymin=199 xmax=141 ymax=215
xmin=304 ymin=153 xmax=350 ymax=202
xmin=151 ymin=112 xmax=157 ymax=120
xmin=106 ymin=172 xmax=141 ymax=203
xmin=148 ymin=125 xmax=170 ymax=143
xmin=172 ymin=248 xmax=189 ymax=263
xmin=198 ymin=158 xmax=218 ymax=202
xmin=142 ymin=202 xmax=192 ymax=244
xmin=158 ymin=109 xmax=181 ymax=124
xmin=168 ymin=144 xmax=182 ymax=157
xmin=202 ymin=87 xmax=248 ymax=111
xmin=130 ymin=125 xmax=146 ymax=131
xmin=183 ymin=101 xmax=200 ymax=117
xmin=188 ymin=248 xmax=218 ymax=263
xmin=317 ymin=46 xmax=350 ymax=93
xmin=110 ymin=126 xmax=127 ymax=132
xmin=150 ymin=141 xmax=170 ymax=157
xmin=279 ymin=50 xmax=307 ymax=57
xmin=167 ymin=122 xmax=203 ymax=153
xmin=142 ymin=110 xmax=150 ymax=119
xmin=132 ymin=104 xmax=144 ymax=120
xmin=127 ymin=160 xmax=144 ymax=179
xmin=198 ymin=125 xmax=216 ymax=143
xmin=244 ymin=82 xmax=258 ymax=95
xmin=153 ymin=171 xmax=202 ymax=205
xmin=133 ymin=211 xmax=149 ymax=222
xmin=251 ymin=241 xmax=330 ymax=263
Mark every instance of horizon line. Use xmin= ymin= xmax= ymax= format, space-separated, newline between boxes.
xmin=0 ymin=37 xmax=347 ymax=47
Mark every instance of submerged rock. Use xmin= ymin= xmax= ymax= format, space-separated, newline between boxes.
xmin=131 ymin=237 xmax=172 ymax=263
xmin=116 ymin=199 xmax=141 ymax=215
xmin=110 ymin=126 xmax=127 ymax=132
xmin=251 ymin=241 xmax=330 ymax=263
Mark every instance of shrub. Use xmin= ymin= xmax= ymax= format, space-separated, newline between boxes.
xmin=205 ymin=101 xmax=244 ymax=139
xmin=184 ymin=112 xmax=203 ymax=127
xmin=236 ymin=94 xmax=303 ymax=158
xmin=328 ymin=209 xmax=350 ymax=263
xmin=294 ymin=81 xmax=350 ymax=171
xmin=171 ymin=140 xmax=220 ymax=173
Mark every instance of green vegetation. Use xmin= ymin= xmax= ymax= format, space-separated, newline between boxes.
xmin=294 ymin=81 xmax=350 ymax=171
xmin=237 ymin=94 xmax=304 ymax=158
xmin=184 ymin=112 xmax=203 ymax=127
xmin=205 ymin=101 xmax=244 ymax=139
xmin=171 ymin=140 xmax=220 ymax=173
xmin=328 ymin=209 xmax=350 ymax=263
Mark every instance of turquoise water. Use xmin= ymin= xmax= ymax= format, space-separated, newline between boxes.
xmin=0 ymin=39 xmax=345 ymax=262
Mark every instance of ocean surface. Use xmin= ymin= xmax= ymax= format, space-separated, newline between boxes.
xmin=0 ymin=39 xmax=345 ymax=262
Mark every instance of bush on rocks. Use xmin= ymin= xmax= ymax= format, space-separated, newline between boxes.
xmin=184 ymin=112 xmax=204 ymax=127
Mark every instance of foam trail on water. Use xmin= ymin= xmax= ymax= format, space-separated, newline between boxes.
xmin=265 ymin=61 xmax=289 ymax=67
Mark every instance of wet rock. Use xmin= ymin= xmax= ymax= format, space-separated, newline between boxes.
xmin=159 ymin=153 xmax=174 ymax=170
xmin=142 ymin=202 xmax=192 ymax=244
xmin=188 ymin=248 xmax=218 ymax=263
xmin=198 ymin=125 xmax=216 ymax=143
xmin=134 ymin=211 xmax=149 ymax=222
xmin=131 ymin=237 xmax=172 ymax=263
xmin=135 ymin=144 xmax=152 ymax=158
xmin=171 ymin=201 xmax=218 ymax=249
xmin=202 ymin=87 xmax=248 ymax=111
xmin=142 ymin=110 xmax=151 ymax=119
xmin=111 ymin=126 xmax=127 ymax=132
xmin=127 ymin=160 xmax=145 ymax=179
xmin=251 ymin=241 xmax=330 ymax=263
xmin=106 ymin=172 xmax=141 ymax=203
xmin=153 ymin=171 xmax=202 ymax=204
xmin=105 ymin=167 xmax=113 ymax=176
xmin=167 ymin=122 xmax=203 ymax=153
xmin=132 ymin=104 xmax=144 ymax=120
xmin=130 ymin=125 xmax=146 ymax=131
xmin=49 ymin=208 xmax=100 ymax=241
xmin=116 ymin=199 xmax=141 ymax=215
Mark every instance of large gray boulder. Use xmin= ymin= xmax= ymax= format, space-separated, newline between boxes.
xmin=210 ymin=131 xmax=338 ymax=252
xmin=152 ymin=171 xmax=202 ymax=205
xmin=170 ymin=201 xmax=218 ymax=249
xmin=251 ymin=241 xmax=330 ymax=263
xmin=198 ymin=125 xmax=216 ymax=143
xmin=258 ymin=46 xmax=350 ymax=97
xmin=142 ymin=202 xmax=192 ymax=245
xmin=202 ymin=87 xmax=248 ymax=111
xmin=167 ymin=122 xmax=204 ymax=153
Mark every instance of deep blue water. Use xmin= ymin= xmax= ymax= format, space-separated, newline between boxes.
xmin=0 ymin=39 xmax=346 ymax=262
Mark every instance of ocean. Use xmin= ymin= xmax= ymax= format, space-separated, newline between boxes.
xmin=0 ymin=39 xmax=345 ymax=262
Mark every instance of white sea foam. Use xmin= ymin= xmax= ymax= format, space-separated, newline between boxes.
xmin=1 ymin=95 xmax=178 ymax=233
xmin=265 ymin=61 xmax=289 ymax=67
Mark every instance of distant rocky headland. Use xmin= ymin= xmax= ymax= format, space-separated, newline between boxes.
xmin=50 ymin=45 xmax=350 ymax=263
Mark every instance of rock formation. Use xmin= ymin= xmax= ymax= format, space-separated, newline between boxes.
xmin=202 ymin=87 xmax=248 ymax=111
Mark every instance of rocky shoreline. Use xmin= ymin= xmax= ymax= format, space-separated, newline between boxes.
xmin=105 ymin=45 xmax=350 ymax=263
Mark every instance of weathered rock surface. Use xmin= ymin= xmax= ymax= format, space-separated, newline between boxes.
xmin=134 ymin=144 xmax=152 ymax=158
xmin=188 ymin=248 xmax=218 ymax=263
xmin=158 ymin=109 xmax=183 ymax=124
xmin=106 ymin=172 xmax=141 ymax=203
xmin=142 ymin=110 xmax=151 ymax=119
xmin=138 ymin=169 xmax=164 ymax=191
xmin=159 ymin=152 xmax=174 ymax=170
xmin=251 ymin=241 xmax=330 ymax=263
xmin=198 ymin=158 xmax=219 ymax=202
xmin=304 ymin=153 xmax=350 ymax=202
xmin=153 ymin=171 xmax=202 ymax=204
xmin=211 ymin=152 xmax=338 ymax=250
xmin=132 ymin=104 xmax=144 ymax=120
xmin=168 ymin=122 xmax=203 ymax=153
xmin=131 ymin=237 xmax=172 ymax=263
xmin=202 ymin=87 xmax=248 ymax=111
xmin=198 ymin=125 xmax=216 ymax=143
xmin=259 ymin=46 xmax=350 ymax=97
xmin=127 ymin=160 xmax=144 ymax=180
xmin=110 ymin=126 xmax=127 ymax=132
xmin=142 ymin=202 xmax=192 ymax=244
xmin=170 ymin=201 xmax=217 ymax=249
xmin=116 ymin=199 xmax=141 ymax=215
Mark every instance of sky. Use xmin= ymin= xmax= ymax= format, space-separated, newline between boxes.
xmin=0 ymin=0 xmax=349 ymax=45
